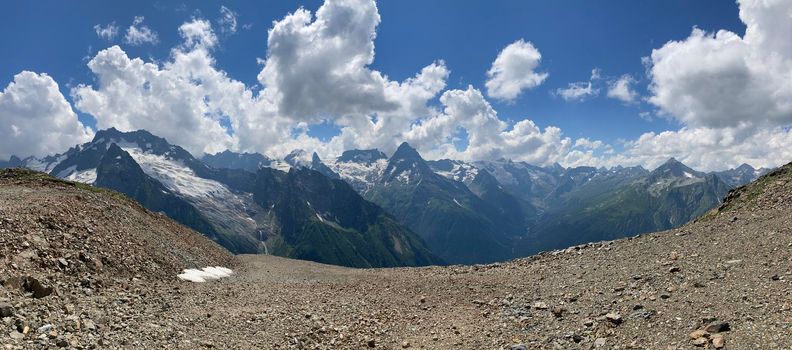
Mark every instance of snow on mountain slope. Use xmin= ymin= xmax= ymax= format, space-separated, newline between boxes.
xmin=326 ymin=158 xmax=388 ymax=193
xmin=428 ymin=159 xmax=479 ymax=184
xmin=121 ymin=147 xmax=259 ymax=240
xmin=63 ymin=167 xmax=97 ymax=184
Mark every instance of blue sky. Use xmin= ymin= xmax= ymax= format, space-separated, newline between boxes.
xmin=1 ymin=1 xmax=743 ymax=143
xmin=4 ymin=0 xmax=790 ymax=171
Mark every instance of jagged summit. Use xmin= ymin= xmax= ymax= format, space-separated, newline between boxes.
xmin=382 ymin=142 xmax=432 ymax=183
xmin=390 ymin=142 xmax=422 ymax=161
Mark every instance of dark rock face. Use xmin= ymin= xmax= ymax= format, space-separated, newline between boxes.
xmin=337 ymin=149 xmax=387 ymax=164
xmin=251 ymin=166 xmax=441 ymax=268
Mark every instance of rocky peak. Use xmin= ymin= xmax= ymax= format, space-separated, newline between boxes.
xmin=383 ymin=142 xmax=432 ymax=183
xmin=650 ymin=158 xmax=702 ymax=179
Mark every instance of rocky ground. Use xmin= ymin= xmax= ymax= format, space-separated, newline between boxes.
xmin=1 ymin=166 xmax=791 ymax=349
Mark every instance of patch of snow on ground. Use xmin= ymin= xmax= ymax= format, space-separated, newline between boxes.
xmin=177 ymin=266 xmax=233 ymax=283
xmin=683 ymin=172 xmax=695 ymax=178
xmin=453 ymin=198 xmax=463 ymax=207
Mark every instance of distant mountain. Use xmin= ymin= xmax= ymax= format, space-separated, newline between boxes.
xmin=94 ymin=143 xmax=238 ymax=249
xmin=521 ymin=158 xmax=732 ymax=254
xmin=252 ymin=166 xmax=440 ymax=267
xmin=2 ymin=128 xmax=776 ymax=265
xmin=714 ymin=163 xmax=771 ymax=188
xmin=327 ymin=149 xmax=390 ymax=193
xmin=3 ymin=128 xmax=436 ymax=268
xmin=356 ymin=143 xmax=526 ymax=264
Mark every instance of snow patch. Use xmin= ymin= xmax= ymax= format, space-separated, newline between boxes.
xmin=453 ymin=198 xmax=463 ymax=207
xmin=177 ymin=266 xmax=233 ymax=283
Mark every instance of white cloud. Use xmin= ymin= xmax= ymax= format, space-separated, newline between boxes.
xmin=124 ymin=16 xmax=159 ymax=46
xmin=73 ymin=20 xmax=243 ymax=156
xmin=607 ymin=74 xmax=638 ymax=103
xmin=610 ymin=126 xmax=792 ymax=171
xmin=179 ymin=18 xmax=218 ymax=49
xmin=94 ymin=23 xmax=118 ymax=41
xmin=647 ymin=0 xmax=792 ymax=128
xmin=485 ymin=39 xmax=548 ymax=101
xmin=0 ymin=71 xmax=93 ymax=160
xmin=12 ymin=0 xmax=792 ymax=173
xmin=218 ymin=6 xmax=238 ymax=34
xmin=257 ymin=0 xmax=394 ymax=121
xmin=555 ymin=68 xmax=600 ymax=102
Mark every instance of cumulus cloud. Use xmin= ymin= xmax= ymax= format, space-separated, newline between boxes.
xmin=94 ymin=23 xmax=118 ymax=41
xmin=555 ymin=68 xmax=601 ymax=102
xmin=404 ymin=86 xmax=602 ymax=167
xmin=607 ymin=74 xmax=638 ymax=103
xmin=218 ymin=6 xmax=238 ymax=34
xmin=647 ymin=0 xmax=792 ymax=128
xmin=73 ymin=19 xmax=243 ymax=156
xmin=124 ymin=16 xmax=159 ymax=46
xmin=9 ymin=0 xmax=791 ymax=173
xmin=608 ymin=126 xmax=792 ymax=171
xmin=485 ymin=39 xmax=548 ymax=101
xmin=0 ymin=71 xmax=93 ymax=160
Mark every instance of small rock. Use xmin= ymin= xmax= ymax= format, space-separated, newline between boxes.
xmin=9 ymin=331 xmax=24 ymax=340
xmin=419 ymin=296 xmax=426 ymax=303
xmin=401 ymin=341 xmax=411 ymax=348
xmin=367 ymin=339 xmax=376 ymax=348
xmin=711 ymin=334 xmax=725 ymax=348
xmin=551 ymin=306 xmax=564 ymax=318
xmin=0 ymin=302 xmax=14 ymax=317
xmin=605 ymin=312 xmax=622 ymax=325
xmin=594 ymin=338 xmax=607 ymax=348
xmin=669 ymin=266 xmax=681 ymax=273
xmin=692 ymin=337 xmax=708 ymax=347
xmin=532 ymin=301 xmax=548 ymax=310
xmin=704 ymin=321 xmax=730 ymax=333
xmin=689 ymin=330 xmax=708 ymax=339
xmin=511 ymin=345 xmax=528 ymax=350
xmin=37 ymin=324 xmax=53 ymax=333
xmin=57 ymin=258 xmax=68 ymax=268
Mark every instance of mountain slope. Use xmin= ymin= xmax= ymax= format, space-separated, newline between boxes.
xmin=94 ymin=144 xmax=243 ymax=250
xmin=6 ymin=128 xmax=436 ymax=267
xmin=252 ymin=167 xmax=440 ymax=267
xmin=365 ymin=143 xmax=524 ymax=264
xmin=523 ymin=158 xmax=731 ymax=254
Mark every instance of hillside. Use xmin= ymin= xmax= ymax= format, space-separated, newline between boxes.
xmin=0 ymin=168 xmax=234 ymax=348
xmin=4 ymin=162 xmax=788 ymax=348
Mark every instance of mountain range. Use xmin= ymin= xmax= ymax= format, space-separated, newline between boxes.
xmin=1 ymin=128 xmax=771 ymax=266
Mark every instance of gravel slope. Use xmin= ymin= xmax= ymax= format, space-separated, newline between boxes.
xmin=1 ymin=166 xmax=791 ymax=349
